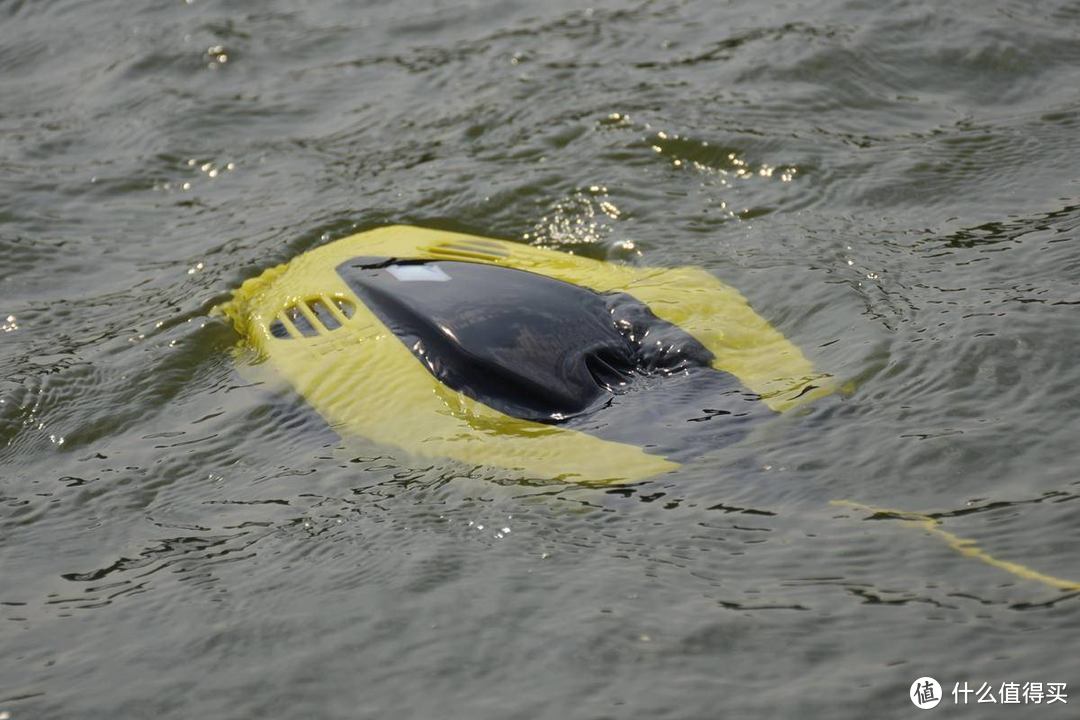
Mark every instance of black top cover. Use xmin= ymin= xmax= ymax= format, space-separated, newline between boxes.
xmin=337 ymin=257 xmax=716 ymax=423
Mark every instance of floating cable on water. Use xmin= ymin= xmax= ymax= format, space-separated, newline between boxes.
xmin=832 ymin=499 xmax=1080 ymax=593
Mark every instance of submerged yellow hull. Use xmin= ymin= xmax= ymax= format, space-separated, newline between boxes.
xmin=218 ymin=225 xmax=831 ymax=483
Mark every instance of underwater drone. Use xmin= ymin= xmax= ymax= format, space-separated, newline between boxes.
xmin=219 ymin=226 xmax=830 ymax=482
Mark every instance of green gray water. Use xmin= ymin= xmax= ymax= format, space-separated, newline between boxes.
xmin=3 ymin=0 xmax=1080 ymax=717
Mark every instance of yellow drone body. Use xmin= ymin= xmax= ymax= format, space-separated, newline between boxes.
xmin=218 ymin=225 xmax=830 ymax=483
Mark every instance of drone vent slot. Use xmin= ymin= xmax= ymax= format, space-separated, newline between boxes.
xmin=269 ymin=296 xmax=355 ymax=339
xmin=427 ymin=242 xmax=508 ymax=263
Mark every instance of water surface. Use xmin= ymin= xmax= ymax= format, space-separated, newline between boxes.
xmin=3 ymin=0 xmax=1080 ymax=717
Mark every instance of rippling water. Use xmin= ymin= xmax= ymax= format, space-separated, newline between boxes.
xmin=3 ymin=0 xmax=1080 ymax=717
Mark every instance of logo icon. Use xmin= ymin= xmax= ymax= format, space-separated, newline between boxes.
xmin=911 ymin=677 xmax=942 ymax=709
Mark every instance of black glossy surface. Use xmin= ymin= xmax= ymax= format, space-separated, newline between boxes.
xmin=338 ymin=257 xmax=718 ymax=424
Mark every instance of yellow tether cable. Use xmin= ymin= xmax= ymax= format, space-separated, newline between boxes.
xmin=832 ymin=499 xmax=1080 ymax=592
